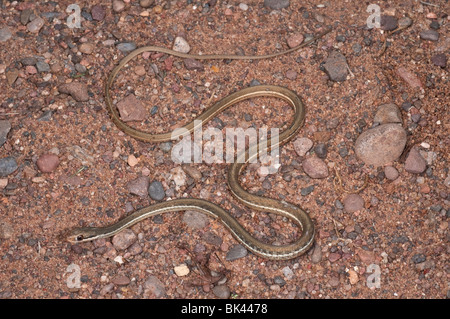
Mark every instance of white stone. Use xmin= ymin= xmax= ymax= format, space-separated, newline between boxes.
xmin=174 ymin=264 xmax=190 ymax=276
xmin=172 ymin=36 xmax=190 ymax=54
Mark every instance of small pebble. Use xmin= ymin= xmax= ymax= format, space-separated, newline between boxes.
xmin=419 ymin=30 xmax=439 ymax=41
xmin=36 ymin=154 xmax=60 ymax=173
xmin=0 ymin=222 xmax=14 ymax=239
xmin=398 ymin=17 xmax=413 ymax=28
xmin=174 ymin=264 xmax=190 ymax=276
xmin=27 ymin=17 xmax=45 ymax=33
xmin=0 ymin=27 xmax=12 ymax=42
xmin=300 ymin=185 xmax=315 ymax=196
xmin=183 ymin=58 xmax=204 ymax=71
xmin=112 ymin=229 xmax=137 ymax=250
xmin=431 ymin=53 xmax=446 ymax=68
xmin=112 ymin=0 xmax=126 ymax=13
xmin=282 ymin=266 xmax=294 ymax=280
xmin=116 ymin=42 xmax=137 ymax=53
xmin=91 ymin=5 xmax=106 ymax=21
xmin=323 ymin=51 xmax=348 ymax=82
xmin=26 ymin=65 xmax=37 ymax=74
xmin=396 ymin=67 xmax=423 ymax=89
xmin=21 ymin=57 xmax=37 ymax=66
xmin=127 ymin=154 xmax=139 ymax=167
xmin=0 ymin=120 xmax=11 ymax=147
xmin=127 ymin=176 xmax=149 ymax=197
xmin=182 ymin=211 xmax=209 ymax=229
xmin=429 ymin=20 xmax=440 ymax=30
xmin=287 ymin=33 xmax=304 ymax=48
xmin=328 ymin=252 xmax=341 ymax=263
xmin=314 ymin=143 xmax=328 ymax=158
xmin=148 ymin=180 xmax=165 ymax=200
xmin=79 ymin=43 xmax=95 ymax=54
xmin=239 ymin=3 xmax=248 ymax=11
xmin=384 ymin=166 xmax=399 ymax=180
xmin=348 ymin=270 xmax=359 ymax=285
xmin=373 ymin=103 xmax=402 ymax=124
xmin=302 ymin=157 xmax=328 ymax=179
xmin=380 ymin=15 xmax=398 ymax=31
xmin=112 ymin=275 xmax=131 ymax=286
xmin=58 ymin=82 xmax=89 ymax=102
xmin=293 ymin=137 xmax=313 ymax=157
xmin=35 ymin=61 xmax=50 ymax=73
xmin=116 ymin=94 xmax=147 ymax=122
xmin=343 ymin=194 xmax=364 ymax=213
xmin=212 ymin=285 xmax=231 ymax=299
xmin=226 ymin=244 xmax=248 ymax=261
xmin=285 ymin=69 xmax=297 ymax=80
xmin=311 ymin=244 xmax=322 ymax=263
xmin=173 ymin=36 xmax=190 ymax=54
xmin=140 ymin=0 xmax=154 ymax=8
xmin=143 ymin=276 xmax=166 ymax=297
xmin=0 ymin=157 xmax=17 ymax=177
xmin=264 ymin=0 xmax=290 ymax=10
xmin=404 ymin=147 xmax=427 ymax=174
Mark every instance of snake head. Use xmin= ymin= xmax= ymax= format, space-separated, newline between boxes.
xmin=59 ymin=227 xmax=100 ymax=243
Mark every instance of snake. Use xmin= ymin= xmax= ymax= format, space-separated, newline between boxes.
xmin=62 ymin=27 xmax=331 ymax=260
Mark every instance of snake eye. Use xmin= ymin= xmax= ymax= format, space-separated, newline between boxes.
xmin=76 ymin=235 xmax=84 ymax=241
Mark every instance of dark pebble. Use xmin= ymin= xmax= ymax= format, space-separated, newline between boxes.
xmin=323 ymin=51 xmax=348 ymax=82
xmin=249 ymin=79 xmax=261 ymax=86
xmin=380 ymin=15 xmax=398 ymax=31
xmin=274 ymin=276 xmax=286 ymax=286
xmin=411 ymin=253 xmax=426 ymax=264
xmin=116 ymin=42 xmax=137 ymax=53
xmin=338 ymin=147 xmax=348 ymax=158
xmin=431 ymin=53 xmax=447 ymax=68
xmin=401 ymin=101 xmax=412 ymax=111
xmin=419 ymin=30 xmax=439 ymax=41
xmin=21 ymin=57 xmax=37 ymax=66
xmin=314 ymin=143 xmax=327 ymax=158
xmin=264 ymin=0 xmax=289 ymax=10
xmin=36 ymin=60 xmax=50 ymax=73
xmin=301 ymin=185 xmax=314 ymax=196
xmin=148 ymin=180 xmax=165 ymax=201
xmin=363 ymin=36 xmax=372 ymax=46
xmin=0 ymin=120 xmax=11 ymax=147
xmin=352 ymin=43 xmax=362 ymax=54
xmin=226 ymin=244 xmax=248 ymax=261
xmin=336 ymin=35 xmax=346 ymax=42
xmin=0 ymin=157 xmax=18 ymax=177
xmin=91 ymin=5 xmax=106 ymax=21
xmin=429 ymin=20 xmax=440 ymax=30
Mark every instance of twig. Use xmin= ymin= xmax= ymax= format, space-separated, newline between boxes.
xmin=420 ymin=1 xmax=440 ymax=7
xmin=377 ymin=24 xmax=412 ymax=57
xmin=333 ymin=167 xmax=369 ymax=194
xmin=0 ymin=112 xmax=20 ymax=116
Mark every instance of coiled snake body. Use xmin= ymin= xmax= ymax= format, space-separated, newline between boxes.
xmin=63 ymin=28 xmax=331 ymax=260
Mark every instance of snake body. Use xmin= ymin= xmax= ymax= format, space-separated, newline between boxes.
xmin=64 ymin=28 xmax=331 ymax=260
